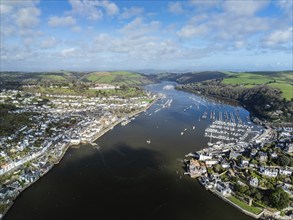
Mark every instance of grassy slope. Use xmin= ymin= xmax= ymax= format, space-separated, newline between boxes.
xmin=0 ymin=72 xmax=79 ymax=85
xmin=228 ymin=196 xmax=263 ymax=215
xmin=84 ymin=71 xmax=150 ymax=85
xmin=38 ymin=74 xmax=67 ymax=81
xmin=223 ymin=72 xmax=293 ymax=100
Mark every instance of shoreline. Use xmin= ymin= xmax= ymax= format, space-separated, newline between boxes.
xmin=177 ymin=86 xmax=293 ymax=127
xmin=179 ymin=86 xmax=293 ymax=219
xmin=0 ymin=97 xmax=158 ymax=220
xmin=88 ymin=96 xmax=159 ymax=144
xmin=207 ymin=187 xmax=264 ymax=219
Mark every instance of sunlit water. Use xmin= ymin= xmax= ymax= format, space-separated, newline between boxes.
xmin=5 ymin=82 xmax=259 ymax=220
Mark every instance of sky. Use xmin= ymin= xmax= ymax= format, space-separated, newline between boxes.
xmin=0 ymin=0 xmax=292 ymax=72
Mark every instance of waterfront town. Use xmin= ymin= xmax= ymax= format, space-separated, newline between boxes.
xmin=0 ymin=86 xmax=156 ymax=218
xmin=185 ymin=119 xmax=293 ymax=219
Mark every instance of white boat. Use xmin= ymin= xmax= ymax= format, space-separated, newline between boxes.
xmin=121 ymin=119 xmax=131 ymax=126
xmin=147 ymin=139 xmax=151 ymax=144
xmin=181 ymin=132 xmax=184 ymax=135
xmin=192 ymin=126 xmax=195 ymax=130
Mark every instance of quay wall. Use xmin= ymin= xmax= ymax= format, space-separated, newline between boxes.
xmin=209 ymin=189 xmax=264 ymax=219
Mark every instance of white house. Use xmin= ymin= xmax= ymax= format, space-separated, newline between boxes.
xmin=260 ymin=167 xmax=278 ymax=178
xmin=279 ymin=168 xmax=292 ymax=176
xmin=205 ymin=159 xmax=218 ymax=167
xmin=215 ymin=181 xmax=232 ymax=197
xmin=249 ymin=177 xmax=259 ymax=187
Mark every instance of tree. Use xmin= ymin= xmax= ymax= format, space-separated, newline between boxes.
xmin=269 ymin=187 xmax=290 ymax=210
xmin=234 ymin=184 xmax=248 ymax=194
xmin=255 ymin=191 xmax=262 ymax=201
xmin=277 ymin=155 xmax=290 ymax=166
xmin=213 ymin=164 xmax=223 ymax=173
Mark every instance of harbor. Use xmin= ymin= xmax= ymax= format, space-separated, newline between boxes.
xmin=4 ymin=82 xmax=258 ymax=220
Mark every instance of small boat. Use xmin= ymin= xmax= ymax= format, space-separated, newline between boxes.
xmin=181 ymin=132 xmax=184 ymax=135
xmin=147 ymin=139 xmax=151 ymax=144
xmin=192 ymin=126 xmax=195 ymax=130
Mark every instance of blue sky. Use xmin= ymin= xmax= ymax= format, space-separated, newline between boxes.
xmin=0 ymin=0 xmax=292 ymax=71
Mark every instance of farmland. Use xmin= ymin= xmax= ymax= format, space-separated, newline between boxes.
xmin=223 ymin=71 xmax=292 ymax=100
xmin=83 ymin=71 xmax=151 ymax=85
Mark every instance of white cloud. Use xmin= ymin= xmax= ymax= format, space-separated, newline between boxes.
xmin=99 ymin=0 xmax=119 ymax=16
xmin=120 ymin=7 xmax=144 ymax=19
xmin=60 ymin=48 xmax=76 ymax=57
xmin=177 ymin=24 xmax=208 ymax=38
xmin=48 ymin=16 xmax=76 ymax=27
xmin=68 ymin=0 xmax=119 ymax=21
xmin=263 ymin=27 xmax=293 ymax=47
xmin=71 ymin=26 xmax=82 ymax=32
xmin=15 ymin=7 xmax=40 ymax=28
xmin=41 ymin=37 xmax=58 ymax=49
xmin=0 ymin=26 xmax=15 ymax=36
xmin=168 ymin=2 xmax=184 ymax=14
xmin=177 ymin=0 xmax=271 ymax=50
xmin=68 ymin=0 xmax=102 ymax=20
xmin=0 ymin=0 xmax=41 ymax=38
xmin=119 ymin=17 xmax=160 ymax=38
xmin=1 ymin=0 xmax=292 ymax=71
xmin=234 ymin=41 xmax=245 ymax=49
xmin=0 ymin=3 xmax=12 ymax=14
xmin=276 ymin=0 xmax=293 ymax=16
xmin=222 ymin=0 xmax=269 ymax=17
xmin=188 ymin=0 xmax=220 ymax=10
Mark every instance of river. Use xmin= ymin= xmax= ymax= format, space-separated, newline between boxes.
xmin=4 ymin=81 xmax=258 ymax=220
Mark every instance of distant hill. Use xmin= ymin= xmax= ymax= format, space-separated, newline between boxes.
xmin=0 ymin=71 xmax=81 ymax=84
xmin=149 ymin=71 xmax=227 ymax=84
xmin=82 ymin=71 xmax=152 ymax=85
xmin=0 ymin=71 xmax=153 ymax=89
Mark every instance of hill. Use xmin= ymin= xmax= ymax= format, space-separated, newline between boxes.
xmin=82 ymin=71 xmax=152 ymax=85
xmin=149 ymin=71 xmax=227 ymax=84
xmin=223 ymin=71 xmax=293 ymax=100
xmin=0 ymin=71 xmax=153 ymax=90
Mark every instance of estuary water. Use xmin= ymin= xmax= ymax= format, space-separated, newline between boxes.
xmin=4 ymin=82 xmax=256 ymax=220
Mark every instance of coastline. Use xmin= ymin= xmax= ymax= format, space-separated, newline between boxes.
xmin=207 ymin=187 xmax=264 ymax=219
xmin=88 ymin=96 xmax=159 ymax=144
xmin=179 ymin=85 xmax=292 ymax=220
xmin=0 ymin=97 xmax=158 ymax=220
xmin=176 ymin=86 xmax=293 ymax=127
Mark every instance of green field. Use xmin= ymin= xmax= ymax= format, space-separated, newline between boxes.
xmin=84 ymin=71 xmax=150 ymax=85
xmin=223 ymin=72 xmax=293 ymax=100
xmin=228 ymin=196 xmax=263 ymax=215
xmin=38 ymin=74 xmax=67 ymax=81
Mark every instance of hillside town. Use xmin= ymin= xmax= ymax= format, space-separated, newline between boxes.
xmin=185 ymin=122 xmax=293 ymax=219
xmin=0 ymin=87 xmax=156 ymax=218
